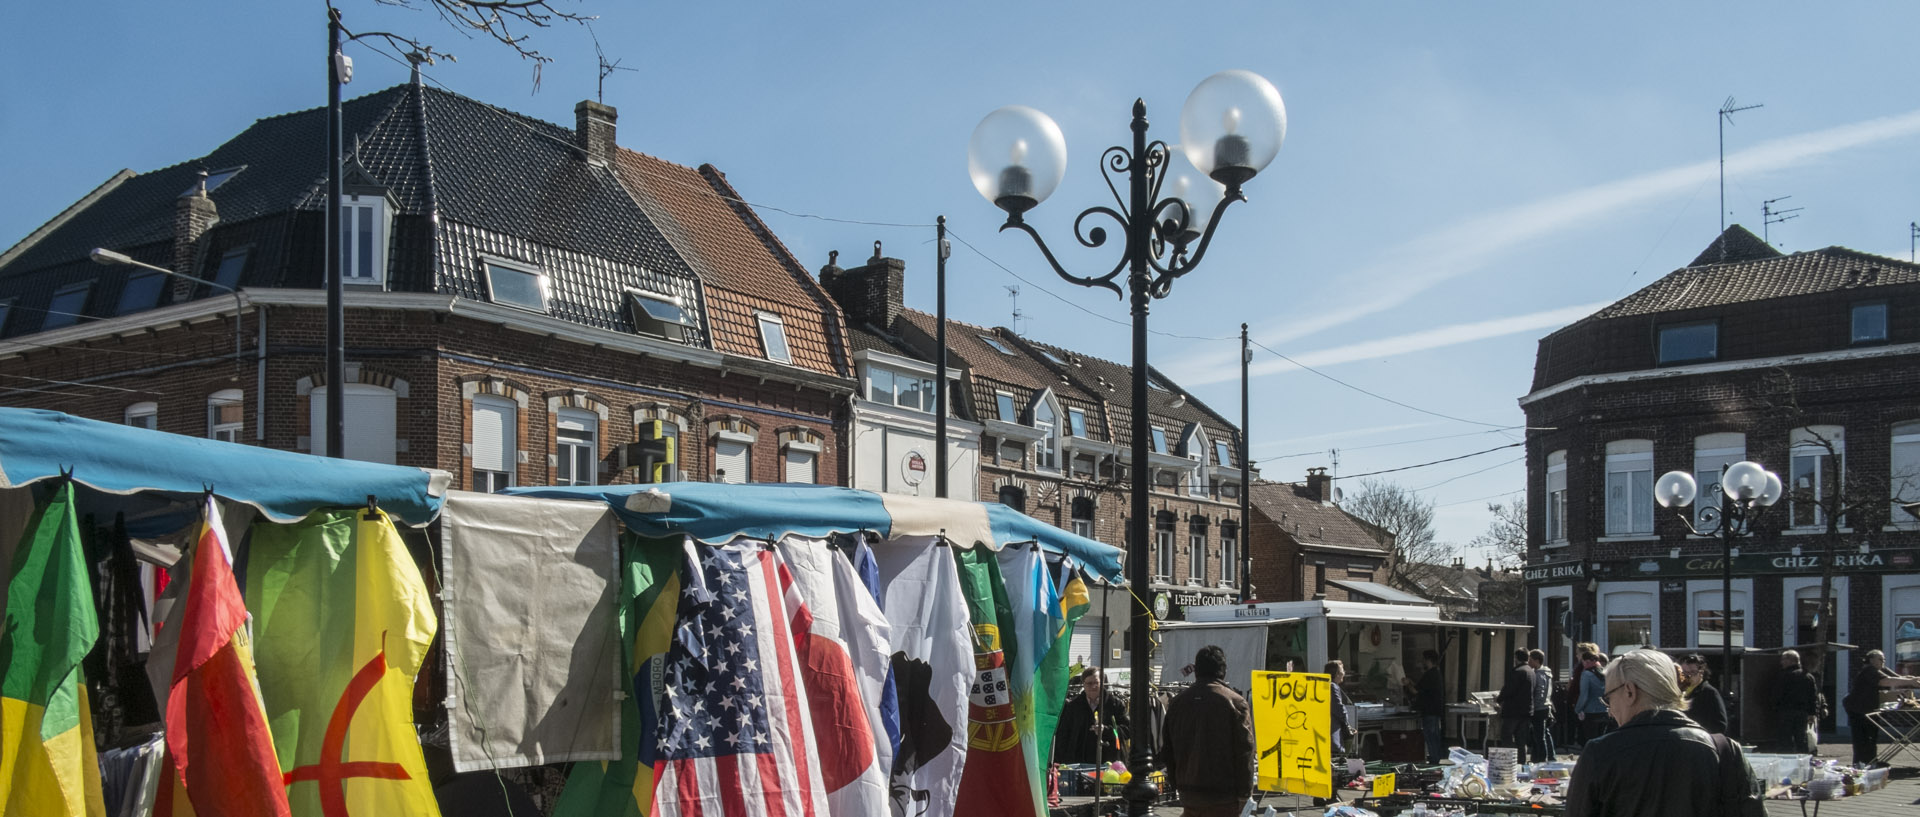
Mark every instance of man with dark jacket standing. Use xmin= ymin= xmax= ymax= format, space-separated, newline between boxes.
xmin=1161 ymin=645 xmax=1255 ymax=817
xmin=1498 ymin=648 xmax=1537 ymax=763
xmin=1678 ymin=654 xmax=1728 ymax=736
xmin=1771 ymin=650 xmax=1819 ymax=754
xmin=1055 ymin=667 xmax=1131 ymax=764
xmin=1406 ymin=650 xmax=1446 ymax=763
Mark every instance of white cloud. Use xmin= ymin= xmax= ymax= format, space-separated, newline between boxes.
xmin=1187 ymin=300 xmax=1611 ymax=385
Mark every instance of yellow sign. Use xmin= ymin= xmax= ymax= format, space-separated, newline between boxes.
xmin=1372 ymin=772 xmax=1396 ymax=798
xmin=1250 ymin=671 xmax=1332 ymax=799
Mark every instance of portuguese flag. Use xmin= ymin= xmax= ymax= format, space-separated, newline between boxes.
xmin=246 ymin=508 xmax=440 ymax=817
xmin=551 ymin=535 xmax=683 ymax=817
xmin=0 ymin=481 xmax=105 ymax=817
xmin=951 ymin=545 xmax=1034 ymax=817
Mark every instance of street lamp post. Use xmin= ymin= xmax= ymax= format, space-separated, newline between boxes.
xmin=969 ymin=71 xmax=1285 ymax=817
xmin=1654 ymin=460 xmax=1784 ymax=738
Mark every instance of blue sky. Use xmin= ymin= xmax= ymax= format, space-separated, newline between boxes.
xmin=6 ymin=2 xmax=1918 ymax=556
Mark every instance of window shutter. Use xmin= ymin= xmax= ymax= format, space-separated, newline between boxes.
xmin=472 ymin=398 xmax=516 ymax=473
xmin=344 ymin=387 xmax=397 ymax=464
xmin=1070 ymin=626 xmax=1097 ymax=666
xmin=714 ymin=439 xmax=750 ymax=484
xmin=783 ymin=448 xmax=816 ymax=484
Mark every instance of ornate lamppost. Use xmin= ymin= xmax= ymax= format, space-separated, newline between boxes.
xmin=1654 ymin=460 xmax=1783 ymax=736
xmin=968 ymin=70 xmax=1286 ymax=816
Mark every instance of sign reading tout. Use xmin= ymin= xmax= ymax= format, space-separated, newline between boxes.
xmin=1251 ymin=670 xmax=1332 ymax=799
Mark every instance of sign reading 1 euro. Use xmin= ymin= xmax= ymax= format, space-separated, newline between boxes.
xmin=1251 ymin=670 xmax=1332 ymax=799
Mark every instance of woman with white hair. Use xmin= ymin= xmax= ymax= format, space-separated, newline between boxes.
xmin=1565 ymin=649 xmax=1757 ymax=817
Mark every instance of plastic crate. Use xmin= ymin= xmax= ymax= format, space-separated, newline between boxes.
xmin=1744 ymin=753 xmax=1811 ymax=785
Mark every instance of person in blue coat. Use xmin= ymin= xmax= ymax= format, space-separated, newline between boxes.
xmin=1575 ymin=652 xmax=1611 ymax=744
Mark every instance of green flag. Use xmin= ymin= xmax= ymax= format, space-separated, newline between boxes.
xmin=1034 ymin=566 xmax=1092 ymax=770
xmin=952 ymin=546 xmax=1035 ymax=817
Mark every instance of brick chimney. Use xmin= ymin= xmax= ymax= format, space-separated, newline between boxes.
xmin=173 ymin=170 xmax=219 ymax=279
xmin=821 ymin=241 xmax=905 ymax=328
xmin=575 ymin=100 xmax=618 ymax=166
xmin=1305 ymin=467 xmax=1333 ymax=504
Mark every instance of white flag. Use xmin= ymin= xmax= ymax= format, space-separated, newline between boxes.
xmin=779 ymin=536 xmax=895 ymax=817
xmin=871 ymin=536 xmax=972 ymax=817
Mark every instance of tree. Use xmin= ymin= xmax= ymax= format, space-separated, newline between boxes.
xmin=332 ymin=0 xmax=595 ymax=87
xmin=1341 ymin=479 xmax=1456 ymax=592
xmin=1470 ymin=497 xmax=1527 ymax=570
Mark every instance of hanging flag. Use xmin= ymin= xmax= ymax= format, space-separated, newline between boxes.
xmin=552 ymin=535 xmax=683 ymax=817
xmin=777 ymin=537 xmax=893 ymax=817
xmin=995 ymin=544 xmax=1061 ymax=814
xmin=870 ymin=537 xmax=970 ymax=817
xmin=160 ymin=496 xmax=290 ymax=817
xmin=0 ymin=480 xmax=106 ymax=817
xmin=648 ymin=540 xmax=828 ymax=817
xmin=1032 ymin=562 xmax=1091 ymax=772
xmin=246 ymin=508 xmax=440 ymax=817
xmin=952 ymin=545 xmax=1035 ymax=817
xmin=849 ymin=536 xmax=901 ymax=763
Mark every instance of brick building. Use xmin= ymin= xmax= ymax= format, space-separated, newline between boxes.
xmin=1520 ymin=226 xmax=1920 ymax=735
xmin=0 ymin=78 xmax=853 ymax=491
xmin=823 ymin=246 xmax=1248 ymax=666
xmin=1246 ymin=470 xmax=1391 ymax=604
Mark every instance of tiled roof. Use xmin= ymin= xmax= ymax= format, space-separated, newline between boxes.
xmin=1247 ymin=480 xmax=1389 ymax=553
xmin=1014 ymin=335 xmax=1240 ymax=453
xmin=1583 ymin=228 xmax=1920 ymax=321
xmin=610 ymin=152 xmax=847 ymax=377
xmin=1687 ymin=224 xmax=1781 ymax=267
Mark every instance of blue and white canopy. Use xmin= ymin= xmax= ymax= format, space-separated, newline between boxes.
xmin=503 ymin=482 xmax=1123 ymax=580
xmin=0 ymin=408 xmax=450 ymax=530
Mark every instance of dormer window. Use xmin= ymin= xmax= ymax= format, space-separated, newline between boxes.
xmin=43 ymin=281 xmax=92 ymax=330
xmin=1852 ymin=302 xmax=1888 ymax=345
xmin=757 ymin=312 xmax=792 ymax=363
xmin=340 ymin=193 xmax=391 ymax=286
xmin=210 ymin=248 xmax=249 ymax=295
xmin=629 ymin=289 xmax=692 ymax=342
xmin=117 ymin=270 xmax=167 ymax=315
xmin=1033 ymin=398 xmax=1060 ymax=472
xmin=484 ymin=258 xmax=548 ymax=312
xmin=1657 ymin=320 xmax=1717 ymax=364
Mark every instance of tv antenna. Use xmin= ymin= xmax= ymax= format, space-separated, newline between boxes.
xmin=1718 ymin=97 xmax=1763 ymax=236
xmin=589 ymin=24 xmax=636 ymax=103
xmin=1005 ymin=285 xmax=1024 ymax=335
xmin=1910 ymin=222 xmax=1918 ymax=263
xmin=1761 ymin=196 xmax=1802 ymax=245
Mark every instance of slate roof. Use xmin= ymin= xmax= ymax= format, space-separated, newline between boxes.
xmin=1247 ymin=479 xmax=1389 ymax=553
xmin=1576 ymin=226 xmax=1920 ymax=322
xmin=0 ymin=82 xmax=851 ymax=378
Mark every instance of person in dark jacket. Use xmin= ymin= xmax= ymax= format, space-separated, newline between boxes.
xmin=1054 ymin=667 xmax=1131 ymax=764
xmin=1528 ymin=649 xmax=1557 ymax=761
xmin=1574 ymin=652 xmax=1612 ymax=744
xmin=1498 ymin=648 xmax=1536 ymax=763
xmin=1567 ymin=649 xmax=1756 ymax=817
xmin=1678 ymin=654 xmax=1728 ymax=736
xmin=1161 ymin=645 xmax=1254 ymax=817
xmin=1843 ymin=648 xmax=1920 ymax=765
xmin=1404 ymin=650 xmax=1446 ymax=763
xmin=1771 ymin=650 xmax=1819 ymax=754
xmin=1326 ymin=661 xmax=1356 ymax=755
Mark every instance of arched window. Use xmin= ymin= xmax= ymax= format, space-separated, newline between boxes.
xmin=554 ymin=408 xmax=599 ymax=486
xmin=997 ymin=485 xmax=1027 ymax=514
xmin=124 ymin=401 xmax=158 ymax=430
xmin=1032 ymin=398 xmax=1059 ymax=473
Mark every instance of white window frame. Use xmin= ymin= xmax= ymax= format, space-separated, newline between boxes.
xmin=1789 ymin=426 xmax=1844 ymax=531
xmin=207 ymin=389 xmax=244 ymax=443
xmin=1597 ymin=581 xmax=1659 ymax=655
xmin=1693 ymin=433 xmax=1745 ymax=532
xmin=1544 ymin=450 xmax=1568 ymax=546
xmin=1220 ymin=522 xmax=1238 ymax=587
xmin=995 ymin=391 xmax=1018 ymax=422
xmin=1187 ymin=520 xmax=1206 ymax=584
xmin=713 ymin=433 xmax=752 ymax=484
xmin=1154 ymin=515 xmax=1175 ymax=581
xmin=1886 ymin=574 xmax=1920 ymax=677
xmin=340 ymin=194 xmax=391 ymax=286
xmin=554 ymin=408 xmax=599 ymax=486
xmin=781 ymin=442 xmax=819 ymax=484
xmin=482 ymin=256 xmax=549 ymax=312
xmin=1071 ymin=498 xmax=1095 ymax=539
xmin=1032 ymin=397 xmax=1060 ymax=473
xmin=311 ymin=383 xmax=399 ymax=464
xmin=1067 ymin=407 xmax=1088 ymax=438
xmin=756 ymin=311 xmax=792 ymax=364
xmin=1603 ymin=440 xmax=1654 ymax=537
xmin=125 ymin=401 xmax=158 ymax=430
xmin=1685 ymin=578 xmax=1752 ymax=649
xmin=1892 ymin=422 xmax=1920 ymax=530
xmin=471 ymin=394 xmax=518 ymax=491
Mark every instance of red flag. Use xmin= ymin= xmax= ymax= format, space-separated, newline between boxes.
xmin=161 ymin=497 xmax=291 ymax=817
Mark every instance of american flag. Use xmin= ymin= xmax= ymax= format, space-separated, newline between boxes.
xmin=650 ymin=539 xmax=828 ymax=817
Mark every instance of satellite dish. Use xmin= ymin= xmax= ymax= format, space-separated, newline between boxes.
xmin=1331 ymin=487 xmax=1344 ymax=503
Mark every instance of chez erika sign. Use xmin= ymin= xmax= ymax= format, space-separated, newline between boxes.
xmin=1527 ymin=548 xmax=1919 ymax=583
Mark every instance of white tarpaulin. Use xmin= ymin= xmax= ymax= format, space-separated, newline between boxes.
xmin=1157 ymin=621 xmax=1286 ymax=686
xmin=440 ymin=490 xmax=623 ymax=771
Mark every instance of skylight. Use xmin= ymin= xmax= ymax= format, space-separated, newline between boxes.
xmin=116 ymin=271 xmax=166 ymax=315
xmin=180 ymin=166 xmax=245 ymax=197
xmin=43 ymin=282 xmax=91 ymax=330
xmin=485 ymin=260 xmax=547 ymax=311
xmin=978 ymin=335 xmax=1016 ymax=355
xmin=628 ymin=290 xmax=692 ymax=342
xmin=757 ymin=312 xmax=792 ymax=363
xmin=1040 ymin=348 xmax=1067 ymax=366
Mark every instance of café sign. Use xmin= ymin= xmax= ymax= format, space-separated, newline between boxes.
xmin=1596 ymin=548 xmax=1917 ymax=579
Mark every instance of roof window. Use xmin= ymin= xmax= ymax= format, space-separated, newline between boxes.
xmin=979 ymin=334 xmax=1017 ymax=355
xmin=628 ymin=290 xmax=692 ymax=342
xmin=43 ymin=281 xmax=92 ymax=330
xmin=757 ymin=312 xmax=792 ymax=363
xmin=180 ymin=166 xmax=244 ymax=198
xmin=116 ymin=271 xmax=167 ymax=315
xmin=484 ymin=259 xmax=548 ymax=312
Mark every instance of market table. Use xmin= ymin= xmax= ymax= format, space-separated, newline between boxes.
xmin=1865 ymin=709 xmax=1920 ymax=768
xmin=1353 ymin=795 xmax=1565 ymax=816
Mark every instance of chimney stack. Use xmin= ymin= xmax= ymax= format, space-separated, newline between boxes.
xmin=821 ymin=241 xmax=905 ymax=328
xmin=575 ymin=100 xmax=618 ymax=166
xmin=173 ymin=169 xmax=219 ymax=282
xmin=1305 ymin=467 xmax=1332 ymax=504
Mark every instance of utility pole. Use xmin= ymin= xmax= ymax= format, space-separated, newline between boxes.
xmin=935 ymin=216 xmax=950 ymax=498
xmin=1239 ymin=323 xmax=1252 ymax=602
xmin=326 ymin=10 xmax=346 ymax=458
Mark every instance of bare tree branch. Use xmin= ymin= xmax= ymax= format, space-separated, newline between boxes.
xmin=1471 ymin=498 xmax=1527 ymax=570
xmin=1342 ymin=478 xmax=1456 ymax=592
xmin=329 ymin=0 xmax=595 ymax=88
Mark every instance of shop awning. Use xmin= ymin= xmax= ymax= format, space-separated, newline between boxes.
xmin=1328 ymin=579 xmax=1432 ymax=605
xmin=501 ymin=482 xmax=1124 ymax=580
xmin=0 ymin=408 xmax=450 ymax=529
